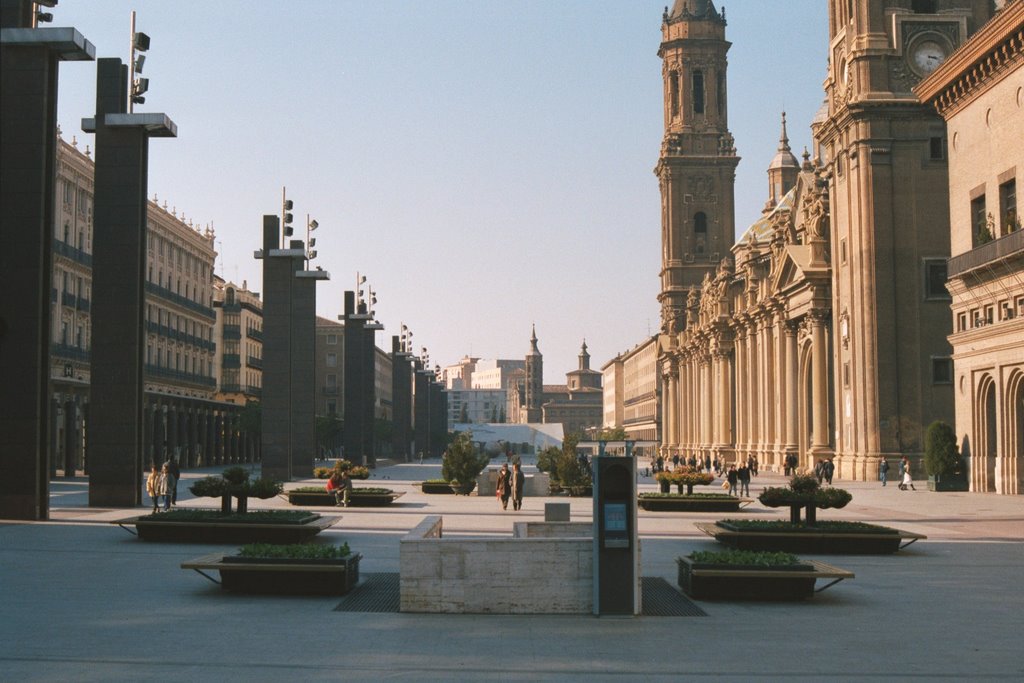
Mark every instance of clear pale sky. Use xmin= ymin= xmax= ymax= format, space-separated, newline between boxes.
xmin=53 ymin=1 xmax=828 ymax=384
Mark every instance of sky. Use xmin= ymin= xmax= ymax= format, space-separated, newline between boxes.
xmin=52 ymin=1 xmax=829 ymax=384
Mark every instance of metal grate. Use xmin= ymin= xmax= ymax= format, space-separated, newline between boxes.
xmin=641 ymin=576 xmax=707 ymax=617
xmin=334 ymin=572 xmax=400 ymax=613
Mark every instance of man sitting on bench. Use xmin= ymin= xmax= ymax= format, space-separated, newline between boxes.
xmin=327 ymin=470 xmax=352 ymax=507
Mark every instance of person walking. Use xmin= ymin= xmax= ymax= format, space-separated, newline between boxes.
xmin=824 ymin=459 xmax=835 ymax=486
xmin=511 ymin=462 xmax=525 ymax=511
xmin=159 ymin=463 xmax=175 ymax=511
xmin=899 ymin=456 xmax=916 ymax=491
xmin=167 ymin=458 xmax=181 ymax=507
xmin=737 ymin=463 xmax=751 ymax=497
xmin=496 ymin=463 xmax=511 ymax=510
xmin=145 ymin=464 xmax=161 ymax=513
xmin=880 ymin=459 xmax=890 ymax=486
xmin=726 ymin=465 xmax=738 ymax=497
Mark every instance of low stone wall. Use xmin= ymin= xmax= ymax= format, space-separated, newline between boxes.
xmin=400 ymin=515 xmax=592 ymax=614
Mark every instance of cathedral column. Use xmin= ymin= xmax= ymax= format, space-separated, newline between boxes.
xmin=716 ymin=348 xmax=733 ymax=459
xmin=810 ymin=311 xmax=830 ymax=453
xmin=668 ymin=364 xmax=680 ymax=449
xmin=774 ymin=312 xmax=788 ymax=470
xmin=733 ymin=329 xmax=745 ymax=456
xmin=785 ymin=321 xmax=800 ymax=456
xmin=749 ymin=317 xmax=757 ymax=456
xmin=662 ymin=366 xmax=675 ymax=453
xmin=703 ymin=355 xmax=713 ymax=456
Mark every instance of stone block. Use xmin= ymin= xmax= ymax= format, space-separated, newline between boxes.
xmin=544 ymin=502 xmax=570 ymax=522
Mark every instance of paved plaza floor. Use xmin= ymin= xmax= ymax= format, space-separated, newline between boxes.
xmin=2 ymin=459 xmax=1022 ymax=681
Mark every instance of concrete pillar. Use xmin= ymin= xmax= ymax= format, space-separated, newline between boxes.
xmin=746 ymin=319 xmax=758 ymax=455
xmin=734 ymin=331 xmax=745 ymax=454
xmin=86 ymin=57 xmax=175 ymax=508
xmin=63 ymin=399 xmax=78 ymax=477
xmin=0 ymin=11 xmax=94 ymax=519
xmin=259 ymin=215 xmax=295 ymax=480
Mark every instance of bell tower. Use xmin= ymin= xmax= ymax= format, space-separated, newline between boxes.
xmin=814 ymin=0 xmax=992 ymax=475
xmin=655 ymin=0 xmax=739 ymax=334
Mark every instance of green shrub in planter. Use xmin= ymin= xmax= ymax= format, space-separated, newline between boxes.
xmin=238 ymin=542 xmax=351 ymax=560
xmin=924 ymin=420 xmax=962 ymax=479
xmin=687 ymin=549 xmax=800 ymax=567
xmin=442 ymin=431 xmax=490 ymax=487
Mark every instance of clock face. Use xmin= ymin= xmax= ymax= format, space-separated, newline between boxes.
xmin=912 ymin=40 xmax=947 ymax=75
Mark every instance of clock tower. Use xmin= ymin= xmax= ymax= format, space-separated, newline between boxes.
xmin=814 ymin=0 xmax=992 ymax=478
xmin=655 ymin=0 xmax=739 ymax=335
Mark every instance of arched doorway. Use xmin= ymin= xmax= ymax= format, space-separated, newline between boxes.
xmin=977 ymin=375 xmax=997 ymax=492
xmin=798 ymin=341 xmax=813 ymax=471
xmin=1007 ymin=370 xmax=1023 ymax=494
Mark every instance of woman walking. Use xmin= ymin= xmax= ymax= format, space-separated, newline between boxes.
xmin=899 ymin=456 xmax=916 ymax=491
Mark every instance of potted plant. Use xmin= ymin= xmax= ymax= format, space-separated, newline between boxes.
xmin=757 ymin=473 xmax=851 ymax=524
xmin=924 ymin=420 xmax=968 ymax=491
xmin=442 ymin=431 xmax=490 ymax=494
xmin=419 ymin=479 xmax=456 ymax=494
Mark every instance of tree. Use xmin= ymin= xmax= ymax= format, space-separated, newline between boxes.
xmin=441 ymin=431 xmax=490 ymax=486
xmin=458 ymin=404 xmax=469 ymax=423
xmin=597 ymin=427 xmax=628 ymax=441
xmin=924 ymin=420 xmax=961 ymax=478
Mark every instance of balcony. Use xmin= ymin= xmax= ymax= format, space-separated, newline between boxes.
xmin=53 ymin=239 xmax=92 ymax=267
xmin=949 ymin=230 xmax=1024 ymax=278
xmin=51 ymin=342 xmax=90 ymax=362
xmin=246 ymin=327 xmax=263 ymax=342
xmin=144 ymin=364 xmax=217 ymax=388
xmin=223 ymin=324 xmax=241 ymax=340
xmin=76 ymin=296 xmax=91 ymax=312
xmin=145 ymin=282 xmax=216 ymax=320
xmin=247 ymin=356 xmax=262 ymax=369
xmin=222 ymin=353 xmax=241 ymax=369
xmin=61 ymin=291 xmax=76 ymax=307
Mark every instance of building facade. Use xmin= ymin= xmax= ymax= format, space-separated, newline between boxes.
xmin=213 ymin=277 xmax=263 ymax=406
xmin=602 ymin=336 xmax=661 ymax=442
xmin=50 ymin=135 xmax=248 ymax=474
xmin=657 ymin=0 xmax=997 ymax=480
xmin=916 ymin=1 xmax=1023 ymax=494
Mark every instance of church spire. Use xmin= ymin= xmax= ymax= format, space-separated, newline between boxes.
xmin=766 ymin=111 xmax=800 ymax=209
xmin=578 ymin=339 xmax=590 ymax=370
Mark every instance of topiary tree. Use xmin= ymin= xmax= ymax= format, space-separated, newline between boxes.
xmin=441 ymin=431 xmax=490 ymax=489
xmin=189 ymin=466 xmax=282 ymax=514
xmin=758 ymin=473 xmax=851 ymax=525
xmin=924 ymin=420 xmax=961 ymax=479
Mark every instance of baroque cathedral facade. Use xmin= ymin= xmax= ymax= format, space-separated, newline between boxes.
xmin=656 ymin=0 xmax=1000 ymax=482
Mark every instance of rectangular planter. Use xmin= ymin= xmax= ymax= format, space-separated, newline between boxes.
xmin=677 ymin=557 xmax=817 ymax=601
xmin=639 ymin=495 xmax=743 ymax=512
xmin=203 ymin=554 xmax=360 ymax=595
xmin=420 ymin=482 xmax=455 ymax=494
xmin=287 ymin=490 xmax=404 ymax=507
xmin=927 ymin=475 xmax=969 ymax=492
xmin=696 ymin=522 xmax=916 ymax=554
xmin=123 ymin=515 xmax=338 ymax=544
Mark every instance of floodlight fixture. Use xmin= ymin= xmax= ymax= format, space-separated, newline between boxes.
xmin=36 ymin=0 xmax=59 ymax=7
xmin=134 ymin=53 xmax=145 ymax=73
xmin=308 ymin=219 xmax=319 ymax=231
xmin=36 ymin=11 xmax=53 ymax=22
xmin=133 ymin=31 xmax=150 ymax=51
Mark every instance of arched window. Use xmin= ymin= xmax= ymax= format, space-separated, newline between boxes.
xmin=694 ymin=212 xmax=708 ymax=255
xmin=692 ymin=70 xmax=705 ymax=114
xmin=669 ymin=71 xmax=679 ymax=117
